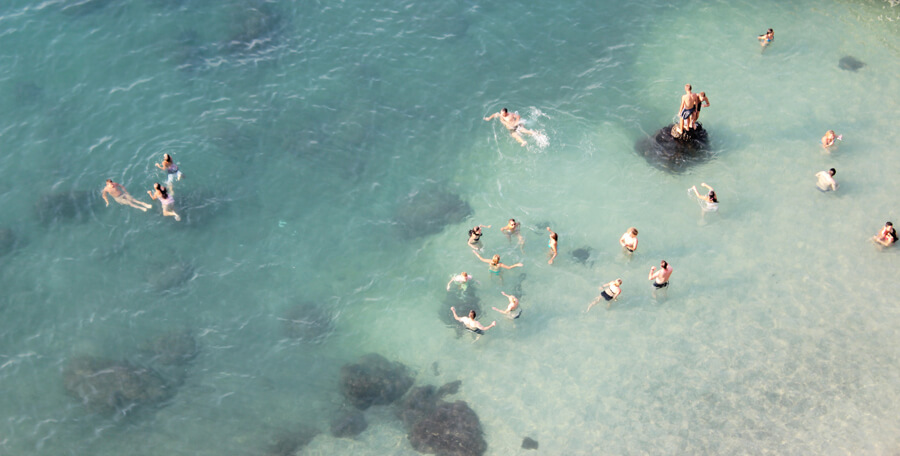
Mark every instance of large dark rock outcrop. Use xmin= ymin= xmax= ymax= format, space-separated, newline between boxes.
xmin=340 ymin=354 xmax=414 ymax=410
xmin=634 ymin=123 xmax=711 ymax=173
xmin=62 ymin=356 xmax=173 ymax=416
xmin=409 ymin=400 xmax=487 ymax=456
xmin=394 ymin=187 xmax=472 ymax=238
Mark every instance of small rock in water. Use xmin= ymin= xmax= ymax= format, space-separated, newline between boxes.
xmin=330 ymin=410 xmax=368 ymax=438
xmin=838 ymin=55 xmax=865 ymax=72
xmin=522 ymin=437 xmax=539 ymax=450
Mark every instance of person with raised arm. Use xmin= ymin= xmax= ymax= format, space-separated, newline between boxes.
xmin=450 ymin=307 xmax=496 ymax=334
xmin=648 ymin=260 xmax=674 ymax=298
xmin=546 ymin=227 xmax=558 ymax=264
xmin=586 ymin=279 xmax=623 ymax=311
xmin=493 ymin=291 xmax=521 ymax=319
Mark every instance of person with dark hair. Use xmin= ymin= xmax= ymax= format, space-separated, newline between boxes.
xmin=450 ymin=307 xmax=496 ymax=334
xmin=678 ymin=84 xmax=697 ymax=133
xmin=473 ymin=251 xmax=522 ymax=281
xmin=692 ymin=91 xmax=710 ymax=128
xmin=484 ymin=108 xmax=537 ymax=147
xmin=758 ymin=28 xmax=774 ymax=49
xmin=546 ymin=227 xmax=558 ymax=264
xmin=619 ymin=227 xmax=638 ymax=254
xmin=815 ymin=168 xmax=838 ymax=192
xmin=101 ymin=179 xmax=151 ymax=212
xmin=649 ymin=260 xmax=674 ymax=297
xmin=148 ymin=183 xmax=181 ymax=221
xmin=874 ymin=222 xmax=897 ymax=247
xmin=586 ymin=279 xmax=622 ymax=311
xmin=691 ymin=182 xmax=718 ymax=213
xmin=155 ymin=153 xmax=183 ymax=187
xmin=467 ymin=224 xmax=491 ymax=250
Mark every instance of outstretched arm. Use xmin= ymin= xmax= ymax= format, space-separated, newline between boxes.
xmin=477 ymin=321 xmax=497 ymax=331
xmin=450 ymin=307 xmax=462 ymax=322
xmin=483 ymin=112 xmax=499 ymax=121
xmin=701 ymin=183 xmax=713 ymax=191
xmin=500 ymin=262 xmax=523 ymax=269
xmin=472 ymin=251 xmax=490 ymax=263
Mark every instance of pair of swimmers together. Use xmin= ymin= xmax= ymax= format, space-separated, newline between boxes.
xmin=584 ymin=261 xmax=674 ymax=312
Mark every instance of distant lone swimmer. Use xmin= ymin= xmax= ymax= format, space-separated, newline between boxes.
xmin=101 ymin=179 xmax=151 ymax=212
xmin=450 ymin=307 xmax=496 ymax=334
xmin=874 ymin=222 xmax=897 ymax=247
xmin=815 ymin=168 xmax=838 ymax=192
xmin=758 ymin=28 xmax=774 ymax=49
xmin=484 ymin=108 xmax=536 ymax=147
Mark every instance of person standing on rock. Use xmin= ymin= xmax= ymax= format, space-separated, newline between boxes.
xmin=678 ymin=84 xmax=697 ymax=134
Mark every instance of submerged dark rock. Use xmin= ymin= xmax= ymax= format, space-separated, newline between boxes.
xmin=35 ymin=190 xmax=96 ymax=224
xmin=340 ymin=354 xmax=414 ymax=410
xmin=265 ymin=425 xmax=319 ymax=456
xmin=282 ymin=302 xmax=334 ymax=343
xmin=839 ymin=56 xmax=865 ymax=72
xmin=0 ymin=228 xmax=16 ymax=257
xmin=394 ymin=187 xmax=472 ymax=238
xmin=522 ymin=437 xmax=539 ymax=450
xmin=571 ymin=247 xmax=593 ymax=266
xmin=148 ymin=262 xmax=195 ymax=292
xmin=409 ymin=400 xmax=487 ymax=456
xmin=634 ymin=123 xmax=712 ymax=173
xmin=62 ymin=356 xmax=172 ymax=416
xmin=330 ymin=410 xmax=368 ymax=438
xmin=397 ymin=381 xmax=463 ymax=428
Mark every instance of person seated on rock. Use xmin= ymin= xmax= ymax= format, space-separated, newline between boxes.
xmin=619 ymin=227 xmax=638 ymax=254
xmin=821 ymin=130 xmax=841 ymax=150
xmin=492 ymin=291 xmax=521 ymax=319
xmin=758 ymin=28 xmax=774 ymax=49
xmin=450 ymin=307 xmax=496 ymax=334
xmin=678 ymin=84 xmax=697 ymax=134
xmin=873 ymin=222 xmax=897 ymax=247
xmin=102 ymin=179 xmax=151 ymax=212
xmin=690 ymin=182 xmax=718 ymax=213
xmin=484 ymin=108 xmax=537 ymax=147
xmin=447 ymin=272 xmax=472 ymax=291
xmin=815 ymin=168 xmax=838 ymax=192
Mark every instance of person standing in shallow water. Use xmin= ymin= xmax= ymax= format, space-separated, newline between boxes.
xmin=821 ymin=130 xmax=840 ymax=150
xmin=148 ymin=183 xmax=181 ymax=221
xmin=586 ymin=279 xmax=622 ymax=311
xmin=102 ymin=179 xmax=152 ymax=212
xmin=873 ymin=222 xmax=897 ymax=247
xmin=619 ymin=227 xmax=638 ymax=254
xmin=467 ymin=224 xmax=490 ymax=250
xmin=450 ymin=307 xmax=496 ymax=335
xmin=815 ymin=168 xmax=838 ymax=192
xmin=493 ymin=291 xmax=521 ymax=319
xmin=758 ymin=28 xmax=774 ymax=50
xmin=484 ymin=108 xmax=537 ymax=147
xmin=501 ymin=218 xmax=524 ymax=247
xmin=546 ymin=227 xmax=558 ymax=264
xmin=648 ymin=260 xmax=674 ymax=298
xmin=473 ymin=251 xmax=522 ymax=282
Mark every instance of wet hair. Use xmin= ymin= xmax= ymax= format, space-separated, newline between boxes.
xmin=615 ymin=279 xmax=622 ymax=285
xmin=163 ymin=153 xmax=172 ymax=161
xmin=468 ymin=310 xmax=476 ymax=319
xmin=768 ymin=28 xmax=773 ymax=33
xmin=491 ymin=255 xmax=500 ymax=264
xmin=829 ymin=168 xmax=836 ymax=176
xmin=106 ymin=179 xmax=113 ymax=184
xmin=661 ymin=260 xmax=668 ymax=269
xmin=685 ymin=84 xmax=692 ymax=90
xmin=469 ymin=227 xmax=479 ymax=237
xmin=156 ymin=184 xmax=169 ymax=199
xmin=887 ymin=222 xmax=893 ymax=227
xmin=550 ymin=232 xmax=558 ymax=241
xmin=629 ymin=227 xmax=638 ymax=235
xmin=708 ymin=191 xmax=718 ymax=203
xmin=509 ymin=218 xmax=516 ymax=224
xmin=501 ymin=108 xmax=508 ymax=114
xmin=699 ymin=92 xmax=706 ymax=97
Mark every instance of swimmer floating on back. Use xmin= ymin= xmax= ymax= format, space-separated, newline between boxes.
xmin=102 ymin=179 xmax=152 ymax=212
xmin=484 ymin=108 xmax=537 ymax=147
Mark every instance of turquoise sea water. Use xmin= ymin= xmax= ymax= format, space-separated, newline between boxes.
xmin=1 ymin=0 xmax=899 ymax=454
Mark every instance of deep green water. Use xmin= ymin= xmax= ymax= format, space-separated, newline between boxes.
xmin=0 ymin=0 xmax=899 ymax=454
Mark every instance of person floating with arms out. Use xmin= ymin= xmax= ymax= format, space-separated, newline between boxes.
xmin=450 ymin=307 xmax=496 ymax=336
xmin=484 ymin=108 xmax=537 ymax=147
xmin=102 ymin=179 xmax=152 ymax=212
xmin=546 ymin=227 xmax=558 ymax=264
xmin=493 ymin=291 xmax=522 ymax=319
xmin=648 ymin=260 xmax=674 ymax=298
xmin=619 ymin=227 xmax=638 ymax=254
xmin=586 ymin=279 xmax=622 ymax=311
xmin=815 ymin=168 xmax=838 ymax=192
xmin=473 ymin=251 xmax=522 ymax=282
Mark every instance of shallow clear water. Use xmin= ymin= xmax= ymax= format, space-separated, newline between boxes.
xmin=1 ymin=0 xmax=899 ymax=454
